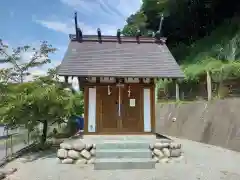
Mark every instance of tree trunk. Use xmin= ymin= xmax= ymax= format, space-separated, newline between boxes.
xmin=41 ymin=120 xmax=48 ymax=144
xmin=206 ymin=71 xmax=212 ymax=101
xmin=20 ymin=71 xmax=23 ymax=83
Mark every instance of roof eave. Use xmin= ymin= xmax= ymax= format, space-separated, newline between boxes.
xmin=57 ymin=72 xmax=185 ymax=79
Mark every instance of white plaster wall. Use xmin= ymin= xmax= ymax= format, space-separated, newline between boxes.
xmin=88 ymin=88 xmax=96 ymax=132
xmin=143 ymin=88 xmax=151 ymax=132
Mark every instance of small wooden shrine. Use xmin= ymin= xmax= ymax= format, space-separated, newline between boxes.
xmin=58 ymin=13 xmax=184 ymax=134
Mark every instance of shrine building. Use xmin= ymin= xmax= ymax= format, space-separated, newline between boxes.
xmin=58 ymin=13 xmax=184 ymax=135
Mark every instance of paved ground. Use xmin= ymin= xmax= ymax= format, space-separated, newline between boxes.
xmin=0 ymin=142 xmax=29 ymax=157
xmin=3 ymin=137 xmax=240 ymax=180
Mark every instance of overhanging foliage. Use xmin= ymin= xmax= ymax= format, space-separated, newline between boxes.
xmin=182 ymin=58 xmax=240 ymax=82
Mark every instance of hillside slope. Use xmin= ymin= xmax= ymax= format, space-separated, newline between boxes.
xmin=177 ymin=17 xmax=240 ymax=64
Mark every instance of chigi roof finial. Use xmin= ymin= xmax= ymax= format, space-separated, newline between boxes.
xmin=74 ymin=12 xmax=82 ymax=42
xmin=155 ymin=13 xmax=164 ymax=40
xmin=97 ymin=28 xmax=102 ymax=43
xmin=158 ymin=13 xmax=164 ymax=34
xmin=136 ymin=29 xmax=141 ymax=43
xmin=117 ymin=29 xmax=121 ymax=43
xmin=74 ymin=12 xmax=78 ymax=38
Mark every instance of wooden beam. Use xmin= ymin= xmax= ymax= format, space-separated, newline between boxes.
xmin=96 ymin=77 xmax=100 ymax=83
xmin=206 ymin=71 xmax=212 ymax=101
xmin=150 ymin=78 xmax=154 ymax=85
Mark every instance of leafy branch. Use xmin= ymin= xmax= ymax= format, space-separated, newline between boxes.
xmin=0 ymin=39 xmax=56 ymax=83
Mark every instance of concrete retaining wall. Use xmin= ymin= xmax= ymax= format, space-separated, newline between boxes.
xmin=155 ymin=98 xmax=240 ymax=152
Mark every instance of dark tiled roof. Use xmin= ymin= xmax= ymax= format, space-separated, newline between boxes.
xmin=58 ymin=35 xmax=184 ymax=78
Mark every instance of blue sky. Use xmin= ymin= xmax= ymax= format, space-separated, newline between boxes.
xmin=0 ymin=0 xmax=141 ymax=78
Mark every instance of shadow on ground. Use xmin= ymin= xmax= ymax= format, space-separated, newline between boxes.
xmin=155 ymin=133 xmax=171 ymax=140
xmin=20 ymin=148 xmax=57 ymax=163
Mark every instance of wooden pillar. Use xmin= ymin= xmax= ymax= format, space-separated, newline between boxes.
xmin=83 ymin=86 xmax=89 ymax=134
xmin=175 ymin=80 xmax=180 ymax=101
xmin=173 ymin=79 xmax=180 ymax=101
xmin=77 ymin=77 xmax=81 ymax=91
xmin=206 ymin=71 xmax=212 ymax=101
xmin=64 ymin=76 xmax=69 ymax=83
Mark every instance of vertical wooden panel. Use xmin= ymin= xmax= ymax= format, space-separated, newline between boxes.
xmin=121 ymin=84 xmax=142 ymax=132
xmin=96 ymin=86 xmax=100 ymax=133
xmin=84 ymin=86 xmax=89 ymax=133
xmin=98 ymin=86 xmax=119 ymax=132
xmin=151 ymin=84 xmax=156 ymax=133
xmin=140 ymin=85 xmax=144 ymax=132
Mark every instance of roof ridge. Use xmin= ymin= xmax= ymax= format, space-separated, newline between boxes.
xmin=69 ymin=34 xmax=167 ymax=44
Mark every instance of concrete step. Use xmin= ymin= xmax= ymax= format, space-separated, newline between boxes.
xmin=94 ymin=158 xmax=156 ymax=170
xmin=84 ymin=135 xmax=156 ymax=142
xmin=96 ymin=141 xmax=150 ymax=149
xmin=96 ymin=149 xmax=152 ymax=159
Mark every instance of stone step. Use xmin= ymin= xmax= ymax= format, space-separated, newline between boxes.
xmin=94 ymin=158 xmax=156 ymax=170
xmin=84 ymin=135 xmax=156 ymax=142
xmin=96 ymin=149 xmax=152 ymax=159
xmin=96 ymin=141 xmax=150 ymax=149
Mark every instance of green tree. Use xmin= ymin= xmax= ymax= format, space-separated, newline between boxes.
xmin=215 ymin=35 xmax=240 ymax=61
xmin=122 ymin=11 xmax=148 ymax=36
xmin=0 ymin=39 xmax=56 ymax=83
xmin=123 ymin=0 xmax=240 ymax=62
xmin=0 ymin=80 xmax=83 ymax=144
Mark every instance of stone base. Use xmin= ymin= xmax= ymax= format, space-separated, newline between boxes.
xmin=150 ymin=139 xmax=184 ymax=163
xmin=57 ymin=139 xmax=96 ymax=164
xmin=56 ymin=136 xmax=184 ymax=166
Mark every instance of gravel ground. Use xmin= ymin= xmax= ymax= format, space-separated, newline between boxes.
xmin=3 ymin=137 xmax=240 ymax=180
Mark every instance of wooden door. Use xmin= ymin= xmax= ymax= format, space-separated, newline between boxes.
xmin=97 ymin=86 xmax=119 ymax=132
xmin=121 ymin=84 xmax=143 ymax=132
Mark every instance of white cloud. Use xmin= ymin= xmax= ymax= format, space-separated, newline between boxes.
xmin=117 ymin=0 xmax=143 ymax=18
xmin=25 ymin=68 xmax=47 ymax=82
xmin=60 ymin=0 xmax=98 ymax=14
xmin=60 ymin=0 xmax=142 ymax=20
xmin=35 ymin=20 xmax=75 ymax=34
xmin=36 ymin=0 xmax=141 ymax=35
xmin=71 ymin=77 xmax=79 ymax=91
xmin=0 ymin=41 xmax=64 ymax=83
xmin=36 ymin=19 xmax=119 ymax=35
